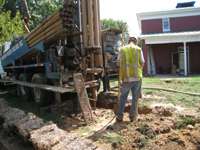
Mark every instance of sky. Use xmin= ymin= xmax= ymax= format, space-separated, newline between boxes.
xmin=100 ymin=0 xmax=200 ymax=37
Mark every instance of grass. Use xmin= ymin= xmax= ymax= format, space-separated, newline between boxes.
xmin=0 ymin=85 xmax=61 ymax=124
xmin=176 ymin=118 xmax=196 ymax=130
xmin=103 ymin=111 xmax=114 ymax=117
xmin=1 ymin=76 xmax=200 ymax=124
xmin=79 ymin=126 xmax=95 ymax=136
xmin=103 ymin=76 xmax=200 ymax=108
xmin=104 ymin=131 xmax=123 ymax=144
xmin=139 ymin=122 xmax=148 ymax=135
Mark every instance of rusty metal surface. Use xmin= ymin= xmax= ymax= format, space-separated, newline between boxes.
xmin=0 ymin=79 xmax=99 ymax=94
xmin=0 ymin=79 xmax=74 ymax=93
xmin=73 ymin=73 xmax=93 ymax=125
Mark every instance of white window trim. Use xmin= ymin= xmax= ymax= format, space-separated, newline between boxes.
xmin=162 ymin=18 xmax=170 ymax=32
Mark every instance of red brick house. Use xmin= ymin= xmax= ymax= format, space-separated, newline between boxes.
xmin=137 ymin=1 xmax=200 ymax=76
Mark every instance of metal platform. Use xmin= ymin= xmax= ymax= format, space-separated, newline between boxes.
xmin=0 ymin=79 xmax=99 ymax=94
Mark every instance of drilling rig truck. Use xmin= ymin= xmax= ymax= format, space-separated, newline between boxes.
xmin=0 ymin=0 xmax=122 ymax=107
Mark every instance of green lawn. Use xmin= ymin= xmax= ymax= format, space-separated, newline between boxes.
xmin=105 ymin=76 xmax=200 ymax=108
xmin=0 ymin=76 xmax=200 ymax=123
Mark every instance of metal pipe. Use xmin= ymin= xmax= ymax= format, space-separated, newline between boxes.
xmin=26 ymin=8 xmax=63 ymax=39
xmin=22 ymin=0 xmax=30 ymax=24
xmin=29 ymin=24 xmax=65 ymax=48
xmin=22 ymin=19 xmax=30 ymax=33
xmin=78 ymin=0 xmax=83 ymax=55
xmin=93 ymin=0 xmax=100 ymax=47
xmin=26 ymin=13 xmax=64 ymax=42
xmin=87 ymin=0 xmax=94 ymax=47
xmin=27 ymin=19 xmax=65 ymax=45
xmin=43 ymin=29 xmax=71 ymax=44
xmin=82 ymin=0 xmax=88 ymax=48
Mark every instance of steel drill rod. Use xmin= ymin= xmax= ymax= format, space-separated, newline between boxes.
xmin=26 ymin=8 xmax=63 ymax=39
xmin=94 ymin=0 xmax=100 ymax=47
xmin=82 ymin=0 xmax=88 ymax=48
xmin=87 ymin=0 xmax=94 ymax=47
xmin=27 ymin=18 xmax=68 ymax=45
xmin=29 ymin=24 xmax=67 ymax=48
xmin=26 ymin=12 xmax=66 ymax=42
xmin=43 ymin=28 xmax=72 ymax=44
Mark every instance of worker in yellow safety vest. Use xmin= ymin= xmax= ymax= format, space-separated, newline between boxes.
xmin=116 ymin=36 xmax=145 ymax=122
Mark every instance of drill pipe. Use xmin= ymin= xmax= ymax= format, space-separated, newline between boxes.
xmin=26 ymin=8 xmax=63 ymax=39
xmin=27 ymin=18 xmax=68 ymax=45
xmin=26 ymin=12 xmax=66 ymax=42
xmin=87 ymin=0 xmax=94 ymax=47
xmin=82 ymin=0 xmax=88 ymax=48
xmin=43 ymin=28 xmax=72 ymax=44
xmin=29 ymin=24 xmax=67 ymax=48
xmin=93 ymin=0 xmax=100 ymax=47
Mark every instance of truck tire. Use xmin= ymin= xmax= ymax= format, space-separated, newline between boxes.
xmin=0 ymin=82 xmax=4 ymax=89
xmin=0 ymin=76 xmax=5 ymax=89
xmin=19 ymin=73 xmax=32 ymax=101
xmin=31 ymin=73 xmax=51 ymax=106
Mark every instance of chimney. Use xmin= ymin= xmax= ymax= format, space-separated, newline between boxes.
xmin=176 ymin=1 xmax=196 ymax=8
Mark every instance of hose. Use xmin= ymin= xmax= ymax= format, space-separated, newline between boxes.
xmin=97 ymin=116 xmax=116 ymax=133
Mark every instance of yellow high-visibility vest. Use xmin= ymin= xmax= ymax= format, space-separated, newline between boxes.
xmin=119 ymin=45 xmax=142 ymax=80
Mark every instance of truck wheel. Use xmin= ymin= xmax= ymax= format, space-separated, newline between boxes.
xmin=19 ymin=73 xmax=32 ymax=101
xmin=0 ymin=82 xmax=4 ymax=89
xmin=0 ymin=76 xmax=5 ymax=89
xmin=31 ymin=73 xmax=51 ymax=106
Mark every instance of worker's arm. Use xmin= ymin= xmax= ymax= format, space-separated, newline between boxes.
xmin=116 ymin=52 xmax=120 ymax=67
xmin=140 ymin=50 xmax=145 ymax=68
xmin=116 ymin=59 xmax=120 ymax=67
xmin=140 ymin=62 xmax=144 ymax=68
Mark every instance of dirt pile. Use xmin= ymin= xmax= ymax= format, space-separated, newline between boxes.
xmin=102 ymin=106 xmax=200 ymax=150
xmin=14 ymin=113 xmax=53 ymax=141
xmin=30 ymin=124 xmax=97 ymax=150
xmin=65 ymin=104 xmax=199 ymax=150
xmin=147 ymin=125 xmax=200 ymax=149
xmin=3 ymin=108 xmax=26 ymax=134
xmin=0 ymin=98 xmax=98 ymax=150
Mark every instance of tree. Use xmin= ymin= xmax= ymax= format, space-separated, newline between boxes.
xmin=100 ymin=18 xmax=130 ymax=45
xmin=0 ymin=10 xmax=25 ymax=45
xmin=137 ymin=37 xmax=142 ymax=48
xmin=1 ymin=0 xmax=63 ymax=29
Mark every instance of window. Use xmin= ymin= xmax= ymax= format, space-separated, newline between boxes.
xmin=162 ymin=18 xmax=170 ymax=32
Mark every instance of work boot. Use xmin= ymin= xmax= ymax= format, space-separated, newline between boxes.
xmin=116 ymin=116 xmax=123 ymax=122
xmin=130 ymin=117 xmax=137 ymax=122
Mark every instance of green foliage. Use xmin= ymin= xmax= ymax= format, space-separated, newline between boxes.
xmin=1 ymin=0 xmax=63 ymax=29
xmin=0 ymin=0 xmax=5 ymax=8
xmin=139 ymin=122 xmax=148 ymax=135
xmin=0 ymin=10 xmax=25 ymax=45
xmin=100 ymin=18 xmax=130 ymax=45
xmin=137 ymin=37 xmax=142 ymax=48
xmin=79 ymin=127 xmax=94 ymax=136
xmin=104 ymin=131 xmax=123 ymax=144
xmin=176 ymin=118 xmax=196 ymax=130
xmin=27 ymin=0 xmax=63 ymax=29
